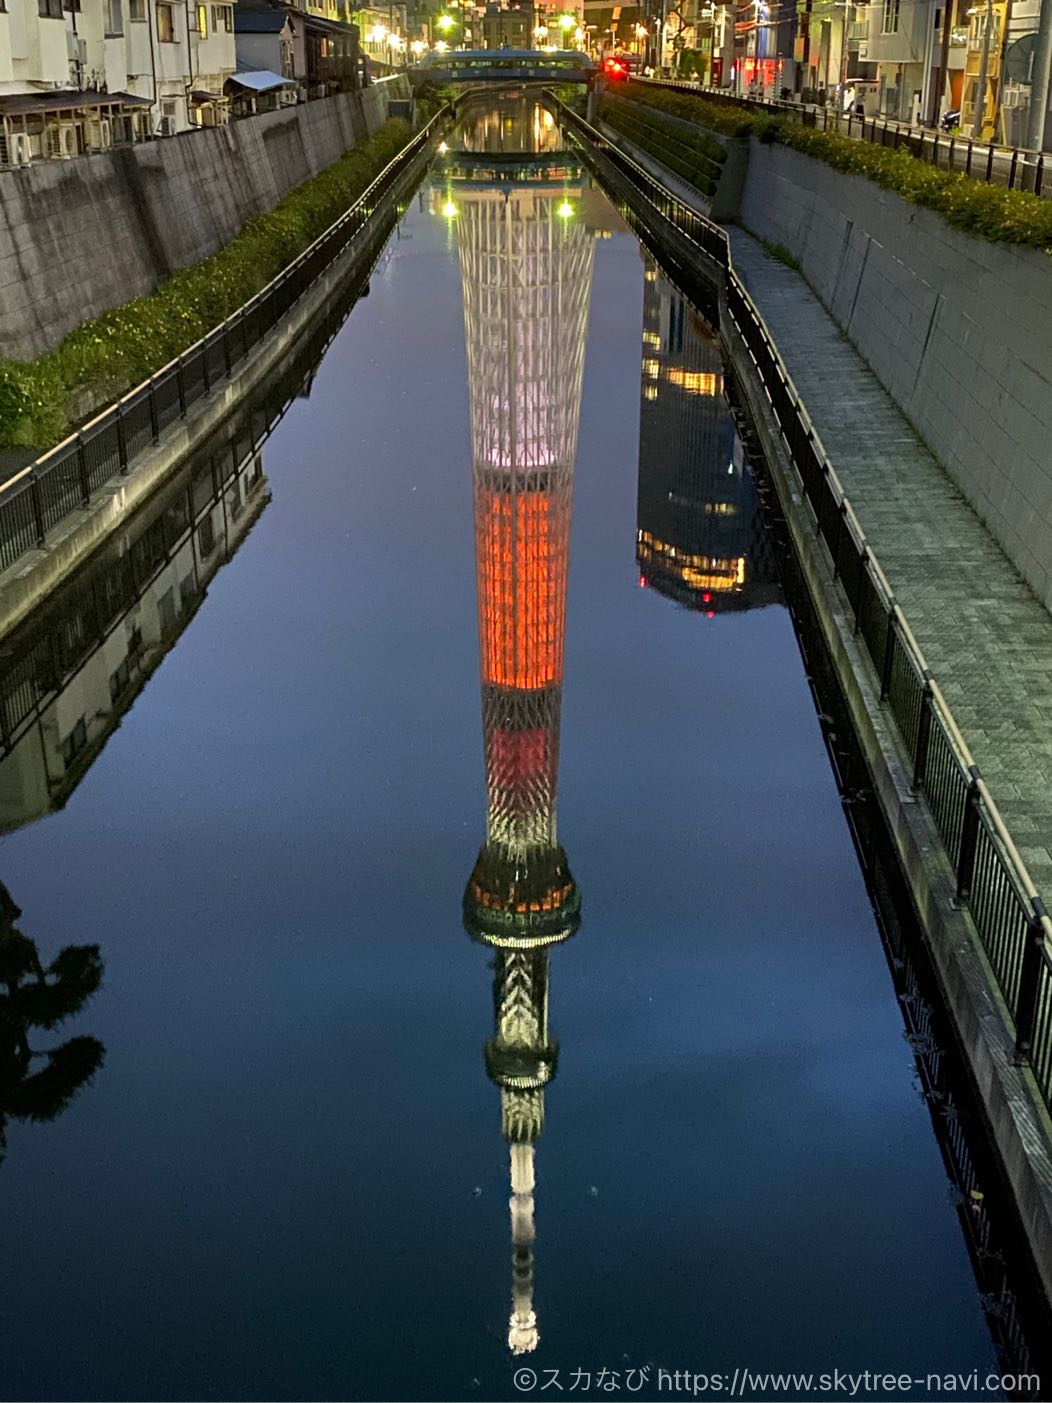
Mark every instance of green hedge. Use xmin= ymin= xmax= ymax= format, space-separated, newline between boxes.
xmin=600 ymin=96 xmax=725 ymax=198
xmin=0 ymin=118 xmax=412 ymax=451
xmin=617 ymin=81 xmax=1052 ymax=250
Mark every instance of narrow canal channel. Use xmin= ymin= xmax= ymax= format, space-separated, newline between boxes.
xmin=0 ymin=99 xmax=1046 ymax=1403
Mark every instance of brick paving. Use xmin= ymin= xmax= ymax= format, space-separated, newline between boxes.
xmin=725 ymin=229 xmax=1052 ymax=893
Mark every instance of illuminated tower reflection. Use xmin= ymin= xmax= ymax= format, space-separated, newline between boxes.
xmin=636 ymin=262 xmax=781 ymax=615
xmin=447 ymin=106 xmax=596 ymax=1356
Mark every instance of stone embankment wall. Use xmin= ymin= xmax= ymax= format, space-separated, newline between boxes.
xmin=739 ymin=143 xmax=1052 ymax=611
xmin=0 ymin=78 xmax=410 ymax=362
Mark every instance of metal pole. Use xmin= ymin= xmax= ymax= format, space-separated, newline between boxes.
xmin=1026 ymin=0 xmax=1052 ymax=149
xmin=971 ymin=0 xmax=994 ymax=138
xmin=929 ymin=0 xmax=953 ymax=124
xmin=919 ymin=0 xmax=938 ymax=124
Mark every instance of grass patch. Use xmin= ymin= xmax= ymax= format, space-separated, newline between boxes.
xmin=0 ymin=118 xmax=412 ymax=452
xmin=617 ymin=80 xmax=1052 ymax=251
xmin=761 ymin=239 xmax=801 ymax=271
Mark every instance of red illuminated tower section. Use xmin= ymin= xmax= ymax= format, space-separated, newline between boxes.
xmin=451 ymin=145 xmax=596 ymax=1356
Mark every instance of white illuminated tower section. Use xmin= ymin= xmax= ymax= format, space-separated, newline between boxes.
xmin=454 ymin=167 xmax=595 ymax=1355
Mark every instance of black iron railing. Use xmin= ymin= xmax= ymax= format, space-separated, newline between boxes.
xmin=638 ymin=79 xmax=1048 ymax=198
xmin=553 ymin=97 xmax=1052 ymax=1121
xmin=0 ymin=109 xmax=447 ymax=579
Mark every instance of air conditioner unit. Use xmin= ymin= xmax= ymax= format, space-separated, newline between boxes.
xmin=11 ymin=133 xmax=32 ymax=166
xmin=99 ymin=118 xmax=112 ymax=147
xmin=1002 ymin=88 xmax=1022 ymax=107
xmin=59 ymin=123 xmax=77 ymax=158
xmin=158 ymin=115 xmax=176 ymax=135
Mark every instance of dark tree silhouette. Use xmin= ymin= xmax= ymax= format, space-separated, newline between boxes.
xmin=0 ymin=882 xmax=105 ymax=1161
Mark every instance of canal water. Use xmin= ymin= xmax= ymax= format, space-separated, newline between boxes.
xmin=0 ymin=100 xmax=1042 ymax=1402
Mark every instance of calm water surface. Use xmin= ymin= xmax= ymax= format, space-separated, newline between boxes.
xmin=0 ymin=103 xmax=1021 ymax=1401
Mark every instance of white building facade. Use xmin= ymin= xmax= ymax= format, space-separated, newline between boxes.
xmin=0 ymin=0 xmax=237 ymax=162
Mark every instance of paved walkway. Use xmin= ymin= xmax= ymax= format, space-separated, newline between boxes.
xmin=725 ymin=228 xmax=1052 ymax=893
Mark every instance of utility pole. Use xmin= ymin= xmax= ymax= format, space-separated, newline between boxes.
xmin=1026 ymin=0 xmax=1052 ymax=149
xmin=971 ymin=0 xmax=994 ymax=137
xmin=929 ymin=0 xmax=953 ymax=124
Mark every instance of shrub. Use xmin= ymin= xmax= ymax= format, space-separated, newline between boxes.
xmin=615 ymin=82 xmax=1052 ymax=251
xmin=0 ymin=118 xmax=412 ymax=451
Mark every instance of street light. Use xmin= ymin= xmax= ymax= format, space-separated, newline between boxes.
xmin=436 ymin=12 xmax=456 ymax=32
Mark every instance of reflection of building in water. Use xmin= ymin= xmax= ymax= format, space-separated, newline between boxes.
xmin=453 ymin=126 xmax=595 ymax=1356
xmin=636 ymin=265 xmax=782 ymax=615
xmin=458 ymin=97 xmax=564 ymax=155
xmin=0 ymin=445 xmax=268 ymax=834
xmin=0 ymin=212 xmax=378 ymax=836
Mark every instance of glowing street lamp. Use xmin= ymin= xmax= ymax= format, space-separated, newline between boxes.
xmin=437 ymin=13 xmax=456 ymax=32
xmin=410 ymin=37 xmax=427 ymax=55
xmin=556 ymin=12 xmax=576 ymax=31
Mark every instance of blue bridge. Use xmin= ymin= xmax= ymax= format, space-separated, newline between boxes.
xmin=409 ymin=48 xmax=596 ymax=86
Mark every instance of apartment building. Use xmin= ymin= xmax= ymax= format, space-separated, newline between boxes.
xmin=0 ymin=0 xmax=237 ymax=162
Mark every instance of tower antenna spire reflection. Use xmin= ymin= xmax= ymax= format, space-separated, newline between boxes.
xmin=449 ymin=103 xmax=596 ymax=1355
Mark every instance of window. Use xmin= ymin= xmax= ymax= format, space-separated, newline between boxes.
xmin=195 ymin=2 xmax=207 ymax=34
xmin=881 ymin=0 xmax=899 ymax=32
xmin=106 ymin=0 xmax=123 ymax=34
xmin=129 ymin=0 xmax=145 ymax=18
xmin=60 ymin=718 xmax=88 ymax=771
xmin=197 ymin=514 xmax=215 ymax=559
xmin=212 ymin=3 xmax=232 ymax=29
xmin=109 ymin=658 xmax=131 ymax=702
xmin=158 ymin=586 xmax=177 ymax=632
xmin=156 ymin=1 xmax=174 ymax=40
xmin=38 ymin=0 xmax=63 ymax=18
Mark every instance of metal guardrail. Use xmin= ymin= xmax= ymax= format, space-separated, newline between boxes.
xmin=553 ymin=96 xmax=1052 ymax=1122
xmin=638 ymin=78 xmax=1050 ymax=198
xmin=0 ymin=108 xmax=447 ymax=579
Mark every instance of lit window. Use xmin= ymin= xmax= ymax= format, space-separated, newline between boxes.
xmin=196 ymin=2 xmax=207 ymax=35
xmin=156 ymin=2 xmax=175 ymax=40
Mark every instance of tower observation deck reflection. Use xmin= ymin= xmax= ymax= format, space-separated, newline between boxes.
xmin=447 ymin=102 xmax=596 ymax=1356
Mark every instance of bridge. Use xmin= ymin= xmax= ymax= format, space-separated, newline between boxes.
xmin=409 ymin=48 xmax=596 ymax=86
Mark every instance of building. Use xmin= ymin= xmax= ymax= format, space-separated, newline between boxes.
xmin=852 ymin=0 xmax=1033 ymax=129
xmin=480 ymin=0 xmax=537 ymax=48
xmin=636 ymin=262 xmax=781 ymax=615
xmin=234 ymin=0 xmax=362 ymax=96
xmin=450 ymin=120 xmax=596 ymax=1354
xmin=0 ymin=0 xmax=238 ymax=151
xmin=232 ymin=5 xmax=296 ymax=79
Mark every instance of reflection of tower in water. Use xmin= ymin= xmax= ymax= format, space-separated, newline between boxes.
xmin=452 ymin=127 xmax=596 ymax=1355
xmin=636 ymin=264 xmax=781 ymax=614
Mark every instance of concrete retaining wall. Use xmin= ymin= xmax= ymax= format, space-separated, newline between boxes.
xmin=739 ymin=142 xmax=1052 ymax=612
xmin=0 ymin=78 xmax=410 ymax=363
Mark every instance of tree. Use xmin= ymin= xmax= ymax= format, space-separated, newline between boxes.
xmin=0 ymin=882 xmax=105 ymax=1161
